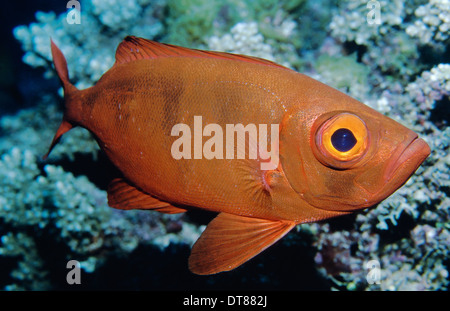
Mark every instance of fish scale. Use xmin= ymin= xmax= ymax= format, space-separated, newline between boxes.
xmin=45 ymin=36 xmax=430 ymax=275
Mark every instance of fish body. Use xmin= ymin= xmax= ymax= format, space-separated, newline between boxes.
xmin=47 ymin=37 xmax=430 ymax=275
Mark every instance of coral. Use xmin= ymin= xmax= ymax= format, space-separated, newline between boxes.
xmin=208 ymin=22 xmax=276 ymax=61
xmin=0 ymin=232 xmax=49 ymax=290
xmin=328 ymin=0 xmax=429 ymax=82
xmin=329 ymin=0 xmax=406 ymax=46
xmin=164 ymin=0 xmax=305 ymax=47
xmin=208 ymin=20 xmax=301 ymax=68
xmin=0 ymin=146 xmax=201 ymax=289
xmin=91 ymin=0 xmax=144 ymax=31
xmin=313 ymin=53 xmax=370 ymax=100
xmin=164 ymin=0 xmax=226 ymax=46
xmin=0 ymin=98 xmax=99 ymax=162
xmin=406 ymin=63 xmax=450 ymax=111
xmin=313 ymin=199 xmax=450 ymax=291
xmin=13 ymin=0 xmax=165 ymax=89
xmin=406 ymin=0 xmax=450 ymax=46
xmin=165 ymin=0 xmax=306 ymax=68
xmin=362 ymin=31 xmax=423 ymax=81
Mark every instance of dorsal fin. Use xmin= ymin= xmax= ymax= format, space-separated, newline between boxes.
xmin=114 ymin=36 xmax=289 ymax=70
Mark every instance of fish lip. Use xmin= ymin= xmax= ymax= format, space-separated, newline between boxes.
xmin=384 ymin=134 xmax=430 ymax=183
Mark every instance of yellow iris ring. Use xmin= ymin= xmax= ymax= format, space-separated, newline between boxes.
xmin=319 ymin=113 xmax=368 ymax=162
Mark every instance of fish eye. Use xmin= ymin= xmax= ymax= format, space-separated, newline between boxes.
xmin=314 ymin=113 xmax=369 ymax=168
xmin=331 ymin=128 xmax=357 ymax=152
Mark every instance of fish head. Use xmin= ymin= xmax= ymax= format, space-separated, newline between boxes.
xmin=279 ymin=91 xmax=430 ymax=212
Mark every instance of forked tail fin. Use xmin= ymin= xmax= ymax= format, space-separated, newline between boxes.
xmin=43 ymin=39 xmax=81 ymax=160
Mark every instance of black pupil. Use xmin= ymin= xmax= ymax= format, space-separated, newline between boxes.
xmin=331 ymin=128 xmax=357 ymax=152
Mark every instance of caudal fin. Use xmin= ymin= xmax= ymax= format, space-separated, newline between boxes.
xmin=43 ymin=119 xmax=73 ymax=160
xmin=43 ymin=39 xmax=80 ymax=160
xmin=50 ymin=39 xmax=70 ymax=89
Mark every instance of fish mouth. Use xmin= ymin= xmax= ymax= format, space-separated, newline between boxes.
xmin=384 ymin=133 xmax=430 ymax=184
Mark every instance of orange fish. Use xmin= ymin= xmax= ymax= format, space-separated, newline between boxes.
xmin=46 ymin=36 xmax=430 ymax=275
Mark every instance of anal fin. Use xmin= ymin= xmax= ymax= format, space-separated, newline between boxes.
xmin=189 ymin=213 xmax=296 ymax=275
xmin=107 ymin=178 xmax=186 ymax=214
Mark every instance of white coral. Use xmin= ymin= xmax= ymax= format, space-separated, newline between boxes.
xmin=329 ymin=0 xmax=405 ymax=45
xmin=91 ymin=0 xmax=142 ymax=30
xmin=406 ymin=0 xmax=450 ymax=44
xmin=208 ymin=22 xmax=275 ymax=61
xmin=406 ymin=63 xmax=450 ymax=109
xmin=13 ymin=0 xmax=164 ymax=88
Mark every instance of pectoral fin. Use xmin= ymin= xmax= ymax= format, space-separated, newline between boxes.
xmin=107 ymin=178 xmax=186 ymax=214
xmin=189 ymin=213 xmax=296 ymax=275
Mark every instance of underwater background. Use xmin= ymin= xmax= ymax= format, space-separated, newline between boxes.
xmin=0 ymin=0 xmax=448 ymax=291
